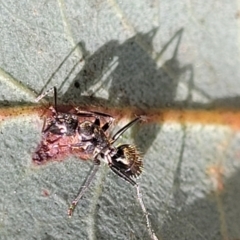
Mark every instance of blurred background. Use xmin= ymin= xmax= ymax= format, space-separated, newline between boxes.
xmin=0 ymin=1 xmax=240 ymax=239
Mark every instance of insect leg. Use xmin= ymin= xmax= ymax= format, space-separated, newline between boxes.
xmin=135 ymin=185 xmax=158 ymax=240
xmin=35 ymin=86 xmax=57 ymax=102
xmin=76 ymin=110 xmax=114 ymax=126
xmin=76 ymin=110 xmax=114 ymax=132
xmin=91 ymin=111 xmax=114 ymax=129
xmin=53 ymin=87 xmax=58 ymax=112
xmin=68 ymin=159 xmax=100 ymax=217
xmin=109 ymin=165 xmax=136 ymax=186
xmin=109 ymin=157 xmax=158 ymax=239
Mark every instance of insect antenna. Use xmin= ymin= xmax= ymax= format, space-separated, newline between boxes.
xmin=111 ymin=117 xmax=141 ymax=143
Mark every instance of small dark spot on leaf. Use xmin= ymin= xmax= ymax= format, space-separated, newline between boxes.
xmin=74 ymin=81 xmax=80 ymax=89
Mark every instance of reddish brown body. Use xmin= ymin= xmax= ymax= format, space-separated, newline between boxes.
xmin=33 ymin=106 xmax=113 ymax=164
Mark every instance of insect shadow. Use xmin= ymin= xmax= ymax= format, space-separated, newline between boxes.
xmin=47 ymin=28 xmax=195 ymax=156
xmin=44 ymin=29 xmax=196 ymax=216
xmin=37 ymin=27 xmax=240 ymax=213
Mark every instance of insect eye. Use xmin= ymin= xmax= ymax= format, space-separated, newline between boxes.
xmin=111 ymin=144 xmax=143 ymax=178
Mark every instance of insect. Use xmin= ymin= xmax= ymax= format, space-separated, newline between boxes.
xmin=33 ymin=87 xmax=143 ymax=214
xmin=33 ymin=87 xmax=157 ymax=240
